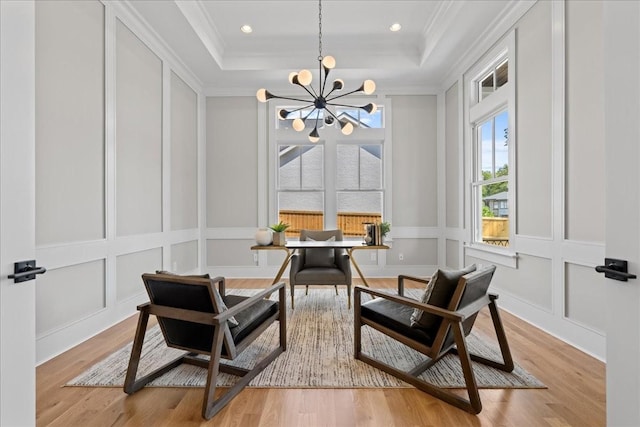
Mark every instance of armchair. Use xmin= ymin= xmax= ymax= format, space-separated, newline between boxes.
xmin=289 ymin=229 xmax=352 ymax=308
xmin=123 ymin=273 xmax=286 ymax=420
xmin=354 ymin=265 xmax=513 ymax=414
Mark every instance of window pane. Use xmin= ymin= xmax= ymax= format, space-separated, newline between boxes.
xmin=479 ymin=120 xmax=493 ymax=179
xmin=496 ymin=60 xmax=508 ymax=88
xmin=336 ymin=145 xmax=359 ymax=189
xmin=279 ymin=145 xmax=300 ymax=189
xmin=480 ymin=72 xmax=494 ymax=100
xmin=360 ymin=107 xmax=383 ymax=128
xmin=494 ymin=110 xmax=509 ymax=177
xmin=278 ymin=145 xmax=323 ymax=190
xmin=278 ymin=191 xmax=324 ymax=236
xmin=337 ymin=144 xmax=382 ymax=190
xmin=336 ymin=191 xmax=383 ymax=237
xmin=360 ymin=145 xmax=382 ymax=189
xmin=300 ymin=145 xmax=323 ymax=188
xmin=481 ymin=183 xmax=509 ymax=247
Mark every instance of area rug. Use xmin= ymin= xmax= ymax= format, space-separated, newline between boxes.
xmin=66 ymin=289 xmax=545 ymax=389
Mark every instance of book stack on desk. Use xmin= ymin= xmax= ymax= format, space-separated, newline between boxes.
xmin=364 ymin=223 xmax=382 ymax=246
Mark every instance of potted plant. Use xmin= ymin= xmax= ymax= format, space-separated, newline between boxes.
xmin=269 ymin=221 xmax=290 ymax=246
xmin=379 ymin=221 xmax=391 ymax=241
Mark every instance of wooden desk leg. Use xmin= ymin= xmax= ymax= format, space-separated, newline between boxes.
xmin=272 ymin=250 xmax=293 ymax=285
xmin=348 ymin=249 xmax=370 ymax=288
xmin=264 ymin=248 xmax=292 ymax=300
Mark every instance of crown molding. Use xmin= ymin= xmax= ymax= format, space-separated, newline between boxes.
xmin=174 ymin=0 xmax=225 ymax=68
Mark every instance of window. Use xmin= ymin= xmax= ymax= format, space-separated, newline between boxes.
xmin=271 ymin=101 xmax=387 ymax=238
xmin=466 ymin=32 xmax=515 ymax=255
xmin=473 ymin=110 xmax=510 ymax=247
xmin=336 ymin=144 xmax=384 ymax=236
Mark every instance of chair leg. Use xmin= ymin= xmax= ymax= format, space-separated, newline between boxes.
xmin=355 ymin=320 xmax=484 ymax=415
xmin=334 ymin=285 xmax=338 ymax=295
xmin=202 ymin=315 xmax=287 ymax=420
xmin=290 ymin=283 xmax=295 ymax=309
xmin=124 ymin=309 xmax=188 ymax=395
xmin=457 ymin=300 xmax=514 ymax=372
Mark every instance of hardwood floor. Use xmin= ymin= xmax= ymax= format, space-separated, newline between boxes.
xmin=36 ymin=278 xmax=605 ymax=426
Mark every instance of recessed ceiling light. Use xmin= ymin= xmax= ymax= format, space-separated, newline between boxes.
xmin=240 ymin=25 xmax=253 ymax=34
xmin=389 ymin=23 xmax=402 ymax=32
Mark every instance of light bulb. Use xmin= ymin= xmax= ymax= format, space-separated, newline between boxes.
xmin=288 ymin=72 xmax=298 ymax=84
xmin=309 ymin=127 xmax=320 ymax=143
xmin=363 ymin=80 xmax=376 ymax=95
xmin=333 ymin=79 xmax=344 ymax=91
xmin=298 ymin=69 xmax=312 ymax=86
xmin=278 ymin=109 xmax=289 ymax=120
xmin=322 ymin=55 xmax=336 ymax=69
xmin=256 ymin=88 xmax=267 ymax=102
xmin=292 ymin=118 xmax=305 ymax=132
xmin=362 ymin=103 xmax=377 ymax=114
xmin=341 ymin=122 xmax=354 ymax=136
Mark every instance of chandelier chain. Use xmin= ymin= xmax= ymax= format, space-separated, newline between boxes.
xmin=318 ymin=0 xmax=322 ymax=59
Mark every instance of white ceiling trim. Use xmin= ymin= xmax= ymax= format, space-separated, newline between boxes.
xmin=114 ymin=0 xmax=204 ymax=91
xmin=440 ymin=0 xmax=538 ymax=92
xmin=175 ymin=0 xmax=225 ymax=69
xmin=419 ymin=0 xmax=466 ymax=67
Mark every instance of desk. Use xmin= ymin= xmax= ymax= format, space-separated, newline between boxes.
xmin=250 ymin=241 xmax=389 ymax=289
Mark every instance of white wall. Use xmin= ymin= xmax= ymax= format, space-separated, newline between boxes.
xmin=34 ymin=0 xmax=203 ymax=364
xmin=450 ymin=1 xmax=607 ymax=359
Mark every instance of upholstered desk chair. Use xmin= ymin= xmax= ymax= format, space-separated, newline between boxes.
xmin=289 ymin=229 xmax=352 ymax=308
xmin=354 ymin=264 xmax=514 ymax=414
xmin=124 ymin=273 xmax=286 ymax=420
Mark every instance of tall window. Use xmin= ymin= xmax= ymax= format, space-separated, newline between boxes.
xmin=273 ymin=103 xmax=386 ymax=238
xmin=467 ymin=32 xmax=515 ymax=251
xmin=472 ymin=110 xmax=510 ymax=246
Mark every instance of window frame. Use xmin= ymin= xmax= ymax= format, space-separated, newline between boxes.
xmin=465 ymin=31 xmax=517 ymax=266
xmin=268 ymin=98 xmax=389 ymax=240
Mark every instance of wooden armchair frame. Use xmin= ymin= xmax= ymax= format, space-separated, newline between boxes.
xmin=124 ymin=274 xmax=286 ymax=420
xmin=354 ymin=267 xmax=513 ymax=414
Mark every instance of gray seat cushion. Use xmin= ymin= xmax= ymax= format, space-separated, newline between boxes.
xmin=223 ymin=295 xmax=279 ymax=345
xmin=294 ymin=267 xmax=346 ymax=285
xmin=361 ymin=298 xmax=435 ymax=345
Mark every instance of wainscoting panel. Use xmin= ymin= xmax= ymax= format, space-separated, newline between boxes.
xmin=115 ymin=19 xmax=162 ymax=237
xmin=446 ymin=239 xmax=460 ymax=268
xmin=170 ymin=240 xmax=198 ymax=273
xmin=36 ymin=259 xmax=105 ymax=336
xmin=116 ymin=247 xmax=162 ymax=302
xmin=170 ymin=71 xmax=198 ymax=231
xmin=564 ymin=261 xmax=605 ymax=334
xmin=207 ymin=239 xmax=255 ymax=267
xmin=35 ymin=0 xmax=105 ymax=246
xmin=466 ymin=253 xmax=552 ymax=311
xmin=386 ymin=238 xmax=438 ymax=266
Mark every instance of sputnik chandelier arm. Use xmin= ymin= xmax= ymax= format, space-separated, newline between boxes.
xmin=256 ymin=0 xmax=376 ymax=143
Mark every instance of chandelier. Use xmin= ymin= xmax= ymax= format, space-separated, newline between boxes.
xmin=256 ymin=0 xmax=377 ymax=143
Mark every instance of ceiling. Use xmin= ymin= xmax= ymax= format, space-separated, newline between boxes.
xmin=126 ymin=0 xmax=522 ymax=95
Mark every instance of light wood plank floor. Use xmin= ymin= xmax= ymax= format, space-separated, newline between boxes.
xmin=37 ymin=279 xmax=605 ymax=427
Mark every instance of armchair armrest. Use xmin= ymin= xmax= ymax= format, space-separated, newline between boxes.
xmin=398 ymin=274 xmax=430 ymax=296
xmin=335 ymin=249 xmax=350 ymax=275
xmin=209 ymin=275 xmax=226 ymax=297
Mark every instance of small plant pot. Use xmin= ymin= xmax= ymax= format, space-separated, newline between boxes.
xmin=272 ymin=231 xmax=286 ymax=246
